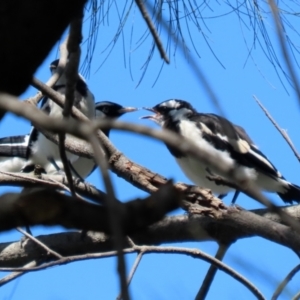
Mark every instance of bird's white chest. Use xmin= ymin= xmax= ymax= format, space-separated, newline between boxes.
xmin=30 ymin=132 xmax=78 ymax=173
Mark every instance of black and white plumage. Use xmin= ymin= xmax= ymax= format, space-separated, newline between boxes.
xmin=25 ymin=59 xmax=95 ymax=174
xmin=71 ymin=101 xmax=137 ymax=179
xmin=0 ymin=135 xmax=30 ymax=172
xmin=142 ymin=99 xmax=300 ymax=204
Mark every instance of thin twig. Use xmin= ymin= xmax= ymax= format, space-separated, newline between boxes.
xmin=58 ymin=14 xmax=84 ymax=198
xmin=292 ymin=290 xmax=300 ymax=300
xmin=31 ymin=77 xmax=89 ymax=121
xmin=25 ymin=37 xmax=69 ymax=106
xmin=254 ymin=95 xmax=300 ymax=162
xmin=267 ymin=0 xmax=300 ymax=105
xmin=16 ymin=227 xmax=63 ymax=259
xmin=0 ymin=245 xmax=265 ymax=300
xmin=116 ymin=252 xmax=143 ymax=300
xmin=0 ymin=261 xmax=38 ymax=287
xmin=0 ymin=171 xmax=106 ymax=204
xmin=117 ymin=237 xmax=144 ymax=300
xmin=135 ymin=0 xmax=169 ymax=63
xmin=272 ymin=264 xmax=300 ymax=300
xmin=195 ymin=243 xmax=230 ymax=300
xmin=88 ymin=134 xmax=129 ymax=300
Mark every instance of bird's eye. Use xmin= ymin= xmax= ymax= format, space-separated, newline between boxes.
xmin=102 ymin=107 xmax=109 ymax=114
xmin=159 ymin=106 xmax=168 ymax=112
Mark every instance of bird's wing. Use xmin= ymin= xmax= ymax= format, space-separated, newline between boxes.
xmin=192 ymin=113 xmax=281 ymax=178
xmin=0 ymin=135 xmax=29 ymax=158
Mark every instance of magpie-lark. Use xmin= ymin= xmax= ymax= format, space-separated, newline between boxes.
xmin=142 ymin=99 xmax=300 ymax=204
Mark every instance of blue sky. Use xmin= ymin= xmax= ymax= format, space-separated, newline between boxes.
xmin=1 ymin=2 xmax=300 ymax=299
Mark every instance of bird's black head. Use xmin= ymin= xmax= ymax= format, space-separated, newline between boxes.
xmin=95 ymin=101 xmax=137 ymax=119
xmin=142 ymin=99 xmax=196 ymax=126
xmin=49 ymin=59 xmax=59 ymax=73
xmin=48 ymin=59 xmax=87 ymax=95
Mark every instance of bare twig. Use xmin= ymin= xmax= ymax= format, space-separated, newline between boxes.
xmin=135 ymin=0 xmax=169 ymax=63
xmin=196 ymin=243 xmax=230 ymax=300
xmin=16 ymin=227 xmax=63 ymax=259
xmin=31 ymin=77 xmax=89 ymax=121
xmin=254 ymin=95 xmax=300 ymax=162
xmin=272 ymin=264 xmax=300 ymax=300
xmin=0 ymin=261 xmax=38 ymax=287
xmin=58 ymin=15 xmax=84 ymax=198
xmin=292 ymin=290 xmax=300 ymax=300
xmin=116 ymin=237 xmax=144 ymax=300
xmin=116 ymin=252 xmax=143 ymax=300
xmin=25 ymin=37 xmax=69 ymax=106
xmin=88 ymin=134 xmax=129 ymax=300
xmin=0 ymin=171 xmax=107 ymax=205
xmin=267 ymin=0 xmax=300 ymax=105
xmin=0 ymin=245 xmax=265 ymax=300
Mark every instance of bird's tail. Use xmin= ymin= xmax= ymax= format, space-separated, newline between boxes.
xmin=278 ymin=183 xmax=300 ymax=204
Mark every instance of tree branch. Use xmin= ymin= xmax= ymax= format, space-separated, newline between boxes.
xmin=254 ymin=95 xmax=300 ymax=162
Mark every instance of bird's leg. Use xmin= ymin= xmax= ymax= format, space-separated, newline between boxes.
xmin=48 ymin=157 xmax=65 ymax=174
xmin=20 ymin=225 xmax=33 ymax=248
xmin=25 ymin=225 xmax=33 ymax=235
xmin=231 ymin=190 xmax=240 ymax=205
xmin=218 ymin=194 xmax=227 ymax=199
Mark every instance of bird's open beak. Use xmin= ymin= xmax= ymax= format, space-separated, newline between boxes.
xmin=140 ymin=107 xmax=162 ymax=123
xmin=118 ymin=107 xmax=138 ymax=114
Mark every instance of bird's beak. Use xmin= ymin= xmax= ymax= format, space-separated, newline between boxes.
xmin=140 ymin=107 xmax=161 ymax=122
xmin=118 ymin=107 xmax=138 ymax=114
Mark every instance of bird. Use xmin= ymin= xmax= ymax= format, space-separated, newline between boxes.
xmin=70 ymin=101 xmax=137 ymax=179
xmin=24 ymin=58 xmax=95 ymax=175
xmin=0 ymin=101 xmax=137 ymax=179
xmin=141 ymin=98 xmax=300 ymax=204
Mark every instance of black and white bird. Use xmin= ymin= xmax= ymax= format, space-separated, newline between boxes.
xmin=0 ymin=101 xmax=137 ymax=179
xmin=70 ymin=101 xmax=137 ymax=179
xmin=142 ymin=99 xmax=300 ymax=204
xmin=25 ymin=58 xmax=95 ymax=174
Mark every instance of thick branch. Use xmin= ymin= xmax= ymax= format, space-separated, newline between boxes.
xmin=0 ymin=182 xmax=181 ymax=234
xmin=1 ymin=206 xmax=300 ymax=268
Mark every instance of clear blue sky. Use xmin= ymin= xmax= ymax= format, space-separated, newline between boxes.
xmin=1 ymin=2 xmax=300 ymax=299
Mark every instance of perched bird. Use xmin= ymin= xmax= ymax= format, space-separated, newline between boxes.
xmin=142 ymin=99 xmax=300 ymax=204
xmin=25 ymin=58 xmax=95 ymax=174
xmin=0 ymin=101 xmax=137 ymax=179
xmin=71 ymin=101 xmax=137 ymax=179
